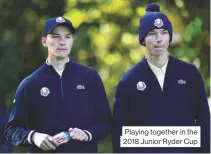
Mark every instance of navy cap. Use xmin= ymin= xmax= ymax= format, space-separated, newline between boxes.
xmin=138 ymin=3 xmax=173 ymax=45
xmin=43 ymin=16 xmax=75 ymax=36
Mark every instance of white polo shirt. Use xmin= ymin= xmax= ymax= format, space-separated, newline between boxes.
xmin=147 ymin=60 xmax=168 ymax=90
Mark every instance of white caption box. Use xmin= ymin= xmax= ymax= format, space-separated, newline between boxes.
xmin=121 ymin=126 xmax=200 ymax=147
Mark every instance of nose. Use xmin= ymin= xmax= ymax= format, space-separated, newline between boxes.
xmin=156 ymin=33 xmax=163 ymax=43
xmin=59 ymin=37 xmax=66 ymax=45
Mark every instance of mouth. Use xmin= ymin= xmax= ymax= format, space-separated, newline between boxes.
xmin=154 ymin=45 xmax=163 ymax=49
xmin=57 ymin=48 xmax=67 ymax=51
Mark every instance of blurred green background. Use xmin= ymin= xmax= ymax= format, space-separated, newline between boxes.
xmin=0 ymin=0 xmax=210 ymax=152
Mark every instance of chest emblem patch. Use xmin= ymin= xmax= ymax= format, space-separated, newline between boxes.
xmin=40 ymin=87 xmax=50 ymax=97
xmin=137 ymin=81 xmax=146 ymax=91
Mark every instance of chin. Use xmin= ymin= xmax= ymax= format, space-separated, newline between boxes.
xmin=55 ymin=54 xmax=69 ymax=59
xmin=151 ymin=52 xmax=164 ymax=57
xmin=151 ymin=50 xmax=166 ymax=56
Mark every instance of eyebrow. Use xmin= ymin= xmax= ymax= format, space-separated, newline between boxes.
xmin=50 ymin=33 xmax=72 ymax=35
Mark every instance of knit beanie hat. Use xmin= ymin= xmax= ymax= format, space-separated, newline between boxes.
xmin=139 ymin=3 xmax=173 ymax=45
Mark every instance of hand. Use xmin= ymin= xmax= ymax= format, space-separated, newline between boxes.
xmin=32 ymin=132 xmax=58 ymax=151
xmin=69 ymin=128 xmax=88 ymax=141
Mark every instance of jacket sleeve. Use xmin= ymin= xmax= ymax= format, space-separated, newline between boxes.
xmin=4 ymin=78 xmax=32 ymax=146
xmin=85 ymin=69 xmax=112 ymax=142
xmin=112 ymin=78 xmax=132 ymax=153
xmin=192 ymin=65 xmax=210 ymax=153
xmin=0 ymin=106 xmax=13 ymax=152
xmin=0 ymin=107 xmax=6 ymax=144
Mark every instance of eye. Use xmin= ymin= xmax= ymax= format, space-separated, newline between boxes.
xmin=52 ymin=35 xmax=59 ymax=38
xmin=66 ymin=35 xmax=72 ymax=39
xmin=162 ymin=31 xmax=169 ymax=34
xmin=147 ymin=32 xmax=156 ymax=36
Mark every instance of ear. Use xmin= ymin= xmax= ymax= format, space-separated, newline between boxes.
xmin=42 ymin=37 xmax=47 ymax=47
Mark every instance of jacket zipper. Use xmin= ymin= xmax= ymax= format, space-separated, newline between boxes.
xmin=60 ymin=76 xmax=64 ymax=97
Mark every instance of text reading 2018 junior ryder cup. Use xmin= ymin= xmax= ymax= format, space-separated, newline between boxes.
xmin=120 ymin=126 xmax=200 ymax=147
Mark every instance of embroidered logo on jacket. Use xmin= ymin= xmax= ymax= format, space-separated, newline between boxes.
xmin=40 ymin=87 xmax=50 ymax=97
xmin=137 ymin=81 xmax=146 ymax=91
xmin=154 ymin=18 xmax=164 ymax=28
xmin=76 ymin=84 xmax=85 ymax=90
xmin=178 ymin=79 xmax=186 ymax=84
